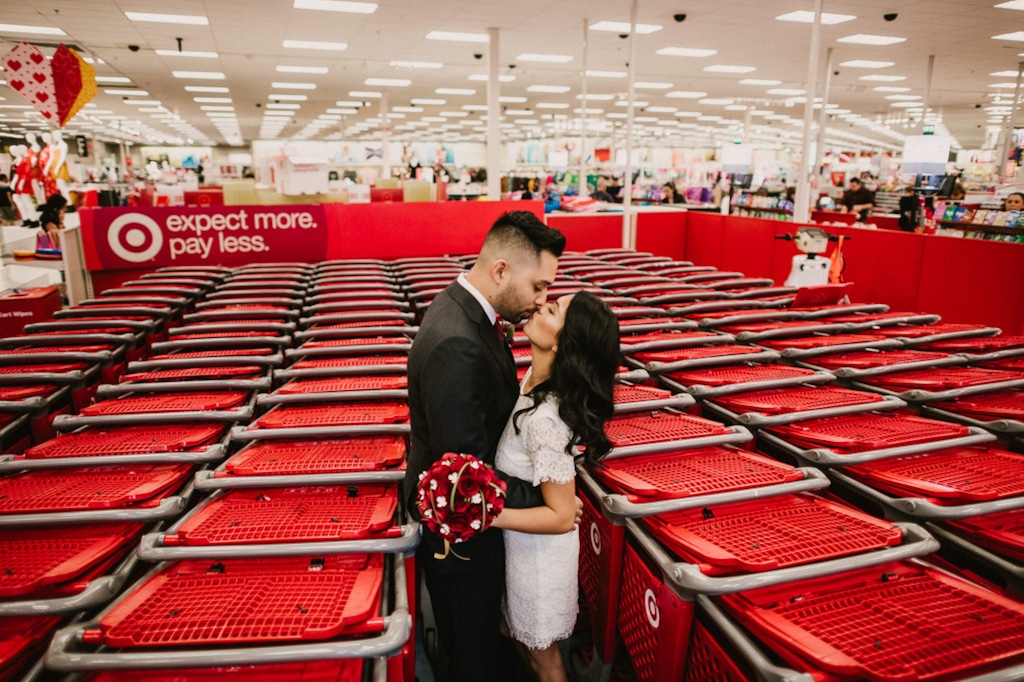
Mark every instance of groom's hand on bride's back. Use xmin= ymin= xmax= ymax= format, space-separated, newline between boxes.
xmin=574 ymin=496 xmax=583 ymax=527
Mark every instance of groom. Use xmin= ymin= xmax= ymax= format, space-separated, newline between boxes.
xmin=406 ymin=211 xmax=567 ymax=682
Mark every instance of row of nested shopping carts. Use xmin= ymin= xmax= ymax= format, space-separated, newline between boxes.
xmin=0 ymin=249 xmax=1023 ymax=681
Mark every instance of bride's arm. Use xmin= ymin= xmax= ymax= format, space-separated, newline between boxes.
xmin=491 ymin=478 xmax=577 ymax=534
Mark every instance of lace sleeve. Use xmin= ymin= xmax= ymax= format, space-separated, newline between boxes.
xmin=521 ymin=402 xmax=576 ymax=486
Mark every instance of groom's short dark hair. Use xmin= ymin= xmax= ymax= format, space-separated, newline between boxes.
xmin=482 ymin=211 xmax=566 ymax=262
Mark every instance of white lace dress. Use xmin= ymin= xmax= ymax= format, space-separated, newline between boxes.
xmin=494 ymin=380 xmax=579 ymax=650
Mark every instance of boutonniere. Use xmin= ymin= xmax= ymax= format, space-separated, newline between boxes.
xmin=503 ymin=323 xmax=515 ymax=346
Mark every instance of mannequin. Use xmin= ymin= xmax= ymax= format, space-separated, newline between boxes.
xmin=23 ymin=133 xmax=44 ymax=204
xmin=45 ymin=130 xmax=71 ymax=200
xmin=10 ymin=144 xmax=39 ymax=222
xmin=38 ymin=132 xmax=58 ymax=199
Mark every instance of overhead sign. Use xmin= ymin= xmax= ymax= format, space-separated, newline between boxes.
xmin=84 ymin=205 xmax=328 ymax=270
xmin=901 ymin=134 xmax=950 ymax=175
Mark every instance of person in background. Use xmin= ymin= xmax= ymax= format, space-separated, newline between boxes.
xmin=1003 ymin=192 xmax=1024 ymax=211
xmin=37 ymin=193 xmax=67 ymax=251
xmin=949 ymin=183 xmax=966 ymax=201
xmin=754 ymin=186 xmax=770 ymax=197
xmin=591 ymin=178 xmax=615 ymax=203
xmin=841 ymin=177 xmax=875 ymax=222
xmin=661 ymin=183 xmax=686 ymax=204
xmin=0 ymin=174 xmax=15 ymax=225
xmin=898 ymin=186 xmax=920 ymax=232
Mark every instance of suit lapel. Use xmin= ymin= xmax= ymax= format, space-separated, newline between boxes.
xmin=446 ymin=281 xmax=517 ymax=390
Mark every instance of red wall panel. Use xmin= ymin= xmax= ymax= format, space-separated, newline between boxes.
xmin=545 ymin=213 xmax=623 ymax=253
xmin=635 ymin=211 xmax=687 ymax=261
xmin=684 ymin=212 xmax=726 ymax=267
xmin=719 ymin=217 xmax=779 ymax=278
xmin=827 ymin=225 xmax=925 ymax=311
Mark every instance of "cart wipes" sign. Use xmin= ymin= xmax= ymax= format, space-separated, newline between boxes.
xmin=86 ymin=205 xmax=329 ymax=269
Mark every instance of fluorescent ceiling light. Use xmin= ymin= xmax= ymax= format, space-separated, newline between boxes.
xmin=500 ymin=96 xmax=528 ymax=103
xmin=422 ymin=117 xmax=446 ymax=122
xmin=155 ymin=49 xmax=219 ymax=58
xmin=724 ymin=104 xmax=749 ymax=111
xmin=840 ymin=60 xmax=895 ymax=68
xmin=767 ymin=88 xmax=806 ymax=95
xmin=991 ymin=69 xmax=1023 ymax=76
xmin=125 ymin=12 xmax=208 ymax=25
xmin=574 ymin=108 xmax=604 ymax=115
xmin=615 ymin=100 xmax=649 ymax=107
xmin=504 ymin=109 xmax=532 ymax=116
xmin=468 ymin=73 xmax=515 ymax=82
xmin=704 ymin=65 xmax=756 ymax=73
xmin=891 ymin=102 xmax=921 ymax=108
xmin=173 ymin=71 xmax=226 ymax=79
xmin=536 ymin=103 xmax=570 ymax=109
xmin=327 ymin=108 xmax=358 ymax=114
xmin=656 ymin=47 xmax=717 ymax=57
xmin=335 ymin=100 xmax=365 ymax=107
xmin=104 ymin=89 xmax=149 ymax=96
xmin=588 ymin=21 xmax=662 ymax=34
xmin=390 ymin=60 xmax=443 ymax=69
xmin=277 ymin=65 xmax=328 ymax=74
xmin=293 ymin=0 xmax=377 ymax=13
xmin=739 ymin=79 xmax=783 ymax=86
xmin=586 ymin=70 xmax=627 ymax=78
xmin=516 ymin=53 xmax=573 ymax=63
xmin=122 ymin=100 xmax=161 ymax=106
xmin=989 ymin=82 xmax=1021 ymax=88
xmin=392 ymin=106 xmax=423 ymax=113
xmin=775 ymin=10 xmax=855 ymax=24
xmin=463 ymin=104 xmax=488 ymax=111
xmin=200 ymin=106 xmax=235 ymax=111
xmin=426 ymin=30 xmax=489 ymax=43
xmin=282 ymin=39 xmax=347 ymax=51
xmin=667 ymin=90 xmax=707 ymax=99
xmin=269 ymin=93 xmax=308 ymax=101
xmin=267 ymin=103 xmax=301 ymax=109
xmin=411 ymin=98 xmax=446 ymax=105
xmin=364 ymin=78 xmax=411 ymax=86
xmin=699 ymin=98 xmax=734 ymax=105
xmin=646 ymin=106 xmax=677 ymax=113
xmin=436 ymin=88 xmax=475 ymax=95
xmin=859 ymin=74 xmax=906 ymax=82
xmin=634 ymin=82 xmax=672 ymax=89
xmin=272 ymin=82 xmax=316 ymax=90
xmin=993 ymin=31 xmax=1024 ymax=41
xmin=873 ymin=86 xmax=911 ymax=92
xmin=996 ymin=0 xmax=1024 ymax=8
xmin=885 ymin=94 xmax=920 ymax=100
xmin=837 ymin=34 xmax=906 ymax=46
xmin=193 ymin=97 xmax=232 ymax=103
xmin=0 ymin=23 xmax=66 ymax=35
xmin=606 ymin=113 xmax=627 ymax=119
xmin=349 ymin=91 xmax=381 ymax=98
xmin=185 ymin=86 xmax=230 ymax=93
xmin=527 ymin=85 xmax=571 ymax=93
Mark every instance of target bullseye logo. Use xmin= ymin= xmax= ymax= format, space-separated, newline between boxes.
xmin=644 ymin=589 xmax=660 ymax=628
xmin=589 ymin=522 xmax=601 ymax=555
xmin=107 ymin=213 xmax=163 ymax=263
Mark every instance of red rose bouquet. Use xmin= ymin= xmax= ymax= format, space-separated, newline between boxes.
xmin=416 ymin=452 xmax=507 ymax=558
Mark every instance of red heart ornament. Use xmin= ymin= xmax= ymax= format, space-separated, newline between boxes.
xmin=37 ymin=93 xmax=49 ymax=102
xmin=9 ymin=79 xmax=24 ymax=91
xmin=8 ymin=60 xmax=21 ymax=71
xmin=33 ymin=72 xmax=46 ymax=84
xmin=29 ymin=52 xmax=44 ymax=64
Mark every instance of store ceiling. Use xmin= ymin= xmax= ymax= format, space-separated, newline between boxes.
xmin=2 ymin=0 xmax=1023 ymax=157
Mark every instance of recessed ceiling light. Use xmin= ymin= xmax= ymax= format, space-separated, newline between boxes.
xmin=767 ymin=88 xmax=806 ymax=95
xmin=536 ymin=103 xmax=570 ymax=109
xmin=516 ymin=53 xmax=573 ymax=63
xmin=172 ymin=71 xmax=226 ymax=80
xmin=586 ymin=70 xmax=627 ymax=78
xmin=267 ymin=103 xmax=301 ymax=109
xmin=577 ymin=93 xmax=615 ymax=101
xmin=504 ymin=109 xmax=532 ymax=116
xmin=269 ymin=94 xmax=308 ymax=101
xmin=334 ymin=101 xmax=364 ymax=107
xmin=738 ymin=79 xmax=783 ymax=86
xmin=667 ymin=90 xmax=708 ymax=99
xmin=426 ymin=30 xmax=489 ymax=43
xmin=155 ymin=49 xmax=219 ymax=58
xmin=0 ymin=23 xmax=66 ymax=35
xmin=122 ymin=100 xmax=162 ymax=106
xmin=392 ymin=106 xmax=424 ymax=113
xmin=989 ymin=82 xmax=1022 ymax=88
xmin=588 ymin=21 xmax=662 ymax=34
xmin=606 ymin=113 xmax=628 ymax=119
xmin=390 ymin=60 xmax=443 ymax=69
xmin=277 ymin=65 xmax=329 ymax=74
xmin=185 ymin=86 xmax=230 ymax=93
xmin=775 ymin=10 xmax=856 ymax=24
xmin=200 ymin=105 xmax=235 ymax=111
xmin=527 ymin=85 xmax=571 ymax=93
xmin=724 ymin=104 xmax=749 ymax=111
xmin=858 ymin=74 xmax=906 ymax=82
xmin=104 ymin=89 xmax=149 ymax=96
xmin=293 ymin=0 xmax=377 ymax=13
xmin=615 ymin=100 xmax=649 ymax=107
xmin=193 ymin=97 xmax=233 ymax=103
xmin=634 ymin=82 xmax=672 ymax=89
xmin=282 ymin=40 xmax=347 ymax=51
xmin=997 ymin=1 xmax=1024 ymax=8
xmin=125 ymin=12 xmax=209 ymax=25
xmin=656 ymin=47 xmax=717 ymax=57
xmin=704 ymin=65 xmax=756 ymax=73
xmin=873 ymin=86 xmax=911 ymax=92
xmin=500 ymin=96 xmax=528 ymax=103
xmin=411 ymin=98 xmax=446 ymax=105
xmin=365 ymin=78 xmax=411 ymax=86
xmin=95 ymin=76 xmax=132 ymax=84
xmin=991 ymin=69 xmax=1023 ymax=77
xmin=468 ymin=74 xmax=515 ymax=82
xmin=646 ymin=106 xmax=678 ymax=113
xmin=436 ymin=88 xmax=475 ymax=95
xmin=348 ymin=91 xmax=381 ymax=98
xmin=271 ymin=82 xmax=316 ymax=90
xmin=891 ymin=102 xmax=921 ymax=108
xmin=839 ymin=60 xmax=895 ymax=68
xmin=463 ymin=104 xmax=488 ymax=111
xmin=837 ymin=34 xmax=906 ymax=45
xmin=574 ymin=108 xmax=604 ymax=115
xmin=993 ymin=31 xmax=1024 ymax=41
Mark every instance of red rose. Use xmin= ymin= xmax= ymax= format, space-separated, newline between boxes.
xmin=456 ymin=474 xmax=482 ymax=499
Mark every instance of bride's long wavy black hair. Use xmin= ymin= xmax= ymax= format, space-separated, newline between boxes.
xmin=513 ymin=291 xmax=620 ymax=462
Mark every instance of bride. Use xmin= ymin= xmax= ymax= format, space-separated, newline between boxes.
xmin=492 ymin=291 xmax=620 ymax=682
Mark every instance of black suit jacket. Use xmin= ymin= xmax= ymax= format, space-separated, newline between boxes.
xmin=406 ymin=280 xmax=543 ymax=568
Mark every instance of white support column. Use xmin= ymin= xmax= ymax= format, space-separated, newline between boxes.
xmin=580 ymin=18 xmax=589 ymax=197
xmin=814 ymin=48 xmax=834 ymax=178
xmin=922 ymin=54 xmax=935 ymax=128
xmin=380 ymin=93 xmax=390 ymax=179
xmin=793 ymin=0 xmax=823 ymax=225
xmin=998 ymin=61 xmax=1024 ymax=180
xmin=487 ymin=27 xmax=502 ymax=200
xmin=622 ymin=0 xmax=638 ymax=249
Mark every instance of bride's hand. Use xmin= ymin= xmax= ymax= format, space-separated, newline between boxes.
xmin=573 ymin=496 xmax=583 ymax=527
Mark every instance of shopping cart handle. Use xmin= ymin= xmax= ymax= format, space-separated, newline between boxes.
xmin=832 ymin=353 xmax=970 ymax=378
xmin=684 ymin=371 xmax=835 ymax=399
xmin=798 ymin=427 xmax=997 ymax=465
xmin=52 ymin=407 xmax=254 ymax=431
xmin=193 ymin=468 xmax=407 ymax=490
xmin=0 ymin=550 xmax=139 ymax=616
xmin=898 ymin=377 xmax=1024 ymax=403
xmin=0 ymin=495 xmax=187 ymax=528
xmin=629 ymin=519 xmax=938 ymax=595
xmin=736 ymin=395 xmax=906 ymax=428
xmin=646 ymin=349 xmax=783 ymax=375
xmin=98 ymin=377 xmax=271 ymax=397
xmin=779 ymin=338 xmax=904 ymax=359
xmin=0 ymin=370 xmax=87 ymax=387
xmin=612 ymin=394 xmax=695 ymax=415
xmin=615 ymin=368 xmax=650 ymax=384
xmin=229 ymin=424 xmax=411 ymax=441
xmin=596 ymin=467 xmax=829 ymax=520
xmin=601 ymin=425 xmax=753 ymax=460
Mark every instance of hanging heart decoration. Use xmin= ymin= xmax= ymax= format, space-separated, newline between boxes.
xmin=3 ymin=42 xmax=98 ymax=127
